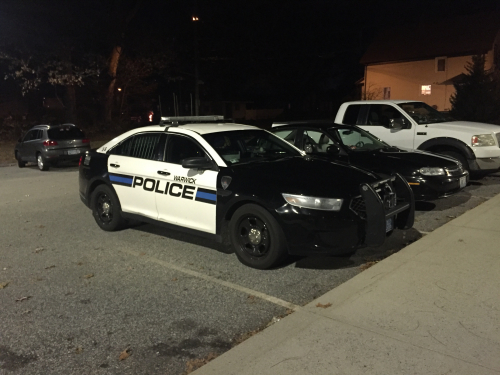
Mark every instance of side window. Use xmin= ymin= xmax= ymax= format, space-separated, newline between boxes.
xmin=367 ymin=105 xmax=402 ymax=126
xmin=22 ymin=130 xmax=36 ymax=142
xmin=273 ymin=129 xmax=298 ymax=145
xmin=303 ymin=130 xmax=335 ymax=153
xmin=166 ymin=135 xmax=206 ymax=164
xmin=343 ymin=105 xmax=362 ymax=125
xmin=109 ymin=133 xmax=163 ymax=160
xmin=35 ymin=130 xmax=43 ymax=140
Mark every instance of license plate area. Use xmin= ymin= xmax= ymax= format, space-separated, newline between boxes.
xmin=67 ymin=149 xmax=80 ymax=155
xmin=459 ymin=176 xmax=467 ymax=188
xmin=386 ymin=217 xmax=394 ymax=232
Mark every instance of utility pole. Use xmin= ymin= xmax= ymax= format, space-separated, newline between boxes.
xmin=193 ymin=13 xmax=200 ymax=116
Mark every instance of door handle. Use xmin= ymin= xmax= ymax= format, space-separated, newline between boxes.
xmin=157 ymin=170 xmax=171 ymax=176
xmin=110 ymin=163 xmax=120 ymax=168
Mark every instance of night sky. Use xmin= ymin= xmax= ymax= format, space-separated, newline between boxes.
xmin=0 ymin=0 xmax=499 ymax=120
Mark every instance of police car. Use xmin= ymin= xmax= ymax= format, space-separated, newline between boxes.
xmin=79 ymin=116 xmax=415 ymax=269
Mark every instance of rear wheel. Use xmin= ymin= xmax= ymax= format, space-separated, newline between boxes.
xmin=15 ymin=152 xmax=26 ymax=168
xmin=91 ymin=185 xmax=126 ymax=231
xmin=229 ymin=204 xmax=288 ymax=269
xmin=37 ymin=153 xmax=49 ymax=171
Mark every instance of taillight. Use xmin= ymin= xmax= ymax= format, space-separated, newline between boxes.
xmin=82 ymin=138 xmax=90 ymax=144
xmin=43 ymin=140 xmax=58 ymax=146
xmin=79 ymin=156 xmax=83 ymax=166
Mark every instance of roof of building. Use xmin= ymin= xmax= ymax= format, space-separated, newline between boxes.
xmin=360 ymin=12 xmax=500 ymax=65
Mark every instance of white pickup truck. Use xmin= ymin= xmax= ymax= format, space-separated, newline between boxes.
xmin=334 ymin=100 xmax=500 ymax=173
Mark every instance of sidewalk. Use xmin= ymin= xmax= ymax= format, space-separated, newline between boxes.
xmin=193 ymin=193 xmax=500 ymax=375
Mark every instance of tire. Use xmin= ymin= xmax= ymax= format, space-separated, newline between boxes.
xmin=438 ymin=150 xmax=469 ymax=172
xmin=90 ymin=185 xmax=126 ymax=231
xmin=37 ymin=153 xmax=49 ymax=171
xmin=15 ymin=152 xmax=26 ymax=168
xmin=229 ymin=204 xmax=288 ymax=269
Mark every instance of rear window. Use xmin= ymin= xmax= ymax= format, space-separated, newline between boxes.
xmin=47 ymin=126 xmax=85 ymax=140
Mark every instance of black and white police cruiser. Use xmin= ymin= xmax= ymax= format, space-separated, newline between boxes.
xmin=79 ymin=116 xmax=415 ymax=269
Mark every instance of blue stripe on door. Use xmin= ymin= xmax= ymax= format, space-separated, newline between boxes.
xmin=109 ymin=174 xmax=134 ymax=186
xmin=196 ymin=191 xmax=216 ymax=201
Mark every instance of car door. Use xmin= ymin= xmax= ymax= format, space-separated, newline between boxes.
xmin=18 ymin=130 xmax=38 ymax=162
xmin=357 ymin=104 xmax=416 ymax=149
xmin=107 ymin=132 xmax=165 ymax=219
xmin=155 ymin=134 xmax=218 ymax=234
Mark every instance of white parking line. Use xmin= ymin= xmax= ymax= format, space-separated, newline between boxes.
xmin=120 ymin=248 xmax=301 ymax=311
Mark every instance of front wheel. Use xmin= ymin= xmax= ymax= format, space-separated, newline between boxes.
xmin=229 ymin=204 xmax=288 ymax=269
xmin=15 ymin=152 xmax=26 ymax=168
xmin=37 ymin=153 xmax=49 ymax=171
xmin=91 ymin=185 xmax=126 ymax=231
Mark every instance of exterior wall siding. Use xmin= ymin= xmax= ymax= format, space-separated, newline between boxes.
xmin=364 ymin=50 xmax=494 ymax=111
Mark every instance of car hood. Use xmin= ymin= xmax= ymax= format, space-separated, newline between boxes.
xmin=427 ymin=121 xmax=500 ymax=134
xmin=229 ymin=156 xmax=380 ymax=198
xmin=347 ymin=148 xmax=460 ymax=176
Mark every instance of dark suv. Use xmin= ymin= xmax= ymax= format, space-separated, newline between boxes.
xmin=15 ymin=124 xmax=90 ymax=171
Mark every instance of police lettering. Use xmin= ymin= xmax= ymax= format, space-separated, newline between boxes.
xmin=133 ymin=176 xmax=195 ymax=200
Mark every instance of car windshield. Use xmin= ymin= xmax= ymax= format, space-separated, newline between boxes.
xmin=397 ymin=102 xmax=454 ymax=124
xmin=48 ymin=126 xmax=85 ymax=140
xmin=203 ymin=129 xmax=301 ymax=165
xmin=328 ymin=127 xmax=391 ymax=152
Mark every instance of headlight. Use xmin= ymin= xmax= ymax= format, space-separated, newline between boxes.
xmin=472 ymin=134 xmax=496 ymax=147
xmin=419 ymin=167 xmax=445 ymax=176
xmin=282 ymin=193 xmax=343 ymax=211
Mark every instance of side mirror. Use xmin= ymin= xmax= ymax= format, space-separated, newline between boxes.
xmin=326 ymin=145 xmax=341 ymax=155
xmin=384 ymin=118 xmax=407 ymax=130
xmin=181 ymin=157 xmax=215 ymax=170
xmin=304 ymin=144 xmax=313 ymax=154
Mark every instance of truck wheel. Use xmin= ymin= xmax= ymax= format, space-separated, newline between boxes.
xmin=229 ymin=204 xmax=288 ymax=269
xmin=439 ymin=151 xmax=469 ymax=172
xmin=37 ymin=153 xmax=49 ymax=171
xmin=91 ymin=185 xmax=126 ymax=231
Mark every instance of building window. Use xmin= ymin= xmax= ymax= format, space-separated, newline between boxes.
xmin=383 ymin=87 xmax=391 ymax=99
xmin=421 ymin=85 xmax=431 ymax=95
xmin=436 ymin=57 xmax=447 ymax=72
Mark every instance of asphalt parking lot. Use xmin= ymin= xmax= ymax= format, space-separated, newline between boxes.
xmin=1 ymin=164 xmax=499 ymax=374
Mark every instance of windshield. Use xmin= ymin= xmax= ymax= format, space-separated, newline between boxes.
xmin=328 ymin=127 xmax=390 ymax=152
xmin=398 ymin=102 xmax=454 ymax=124
xmin=203 ymin=129 xmax=301 ymax=165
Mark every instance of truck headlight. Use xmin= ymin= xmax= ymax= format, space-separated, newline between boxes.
xmin=472 ymin=134 xmax=496 ymax=147
xmin=282 ymin=193 xmax=343 ymax=211
xmin=419 ymin=167 xmax=445 ymax=176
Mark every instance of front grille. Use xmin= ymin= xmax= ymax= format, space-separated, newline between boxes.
xmin=445 ymin=165 xmax=464 ymax=176
xmin=350 ymin=196 xmax=366 ymax=219
xmin=350 ymin=182 xmax=397 ymax=219
xmin=496 ymin=132 xmax=500 ymax=148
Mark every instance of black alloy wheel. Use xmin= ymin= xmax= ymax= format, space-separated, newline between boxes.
xmin=91 ymin=185 xmax=125 ymax=231
xmin=230 ymin=204 xmax=287 ymax=269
